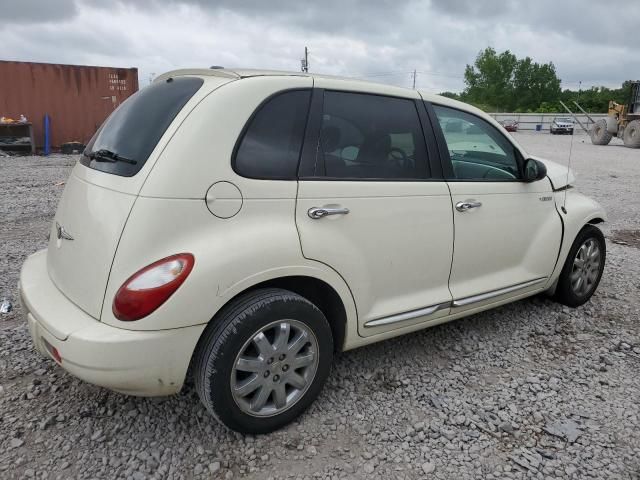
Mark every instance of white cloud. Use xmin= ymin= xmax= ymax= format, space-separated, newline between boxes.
xmin=1 ymin=0 xmax=637 ymax=93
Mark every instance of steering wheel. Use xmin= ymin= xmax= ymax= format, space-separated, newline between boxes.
xmin=388 ymin=147 xmax=409 ymax=168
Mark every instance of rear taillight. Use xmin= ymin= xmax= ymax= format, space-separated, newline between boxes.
xmin=113 ymin=253 xmax=194 ymax=321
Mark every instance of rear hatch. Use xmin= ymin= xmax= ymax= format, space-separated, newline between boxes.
xmin=47 ymin=76 xmax=207 ymax=320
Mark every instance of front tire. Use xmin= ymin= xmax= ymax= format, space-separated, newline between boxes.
xmin=590 ymin=119 xmax=613 ymax=145
xmin=554 ymin=225 xmax=606 ymax=307
xmin=194 ymin=288 xmax=333 ymax=434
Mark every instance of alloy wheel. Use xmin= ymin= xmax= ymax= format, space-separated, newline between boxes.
xmin=231 ymin=319 xmax=319 ymax=417
xmin=570 ymin=238 xmax=602 ymax=297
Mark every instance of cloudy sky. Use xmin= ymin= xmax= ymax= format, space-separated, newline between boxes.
xmin=2 ymin=0 xmax=638 ymax=93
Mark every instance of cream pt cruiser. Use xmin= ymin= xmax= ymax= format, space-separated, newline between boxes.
xmin=20 ymin=69 xmax=606 ymax=433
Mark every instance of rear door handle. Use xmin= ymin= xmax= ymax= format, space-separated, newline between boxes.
xmin=308 ymin=206 xmax=350 ymax=219
xmin=455 ymin=200 xmax=482 ymax=212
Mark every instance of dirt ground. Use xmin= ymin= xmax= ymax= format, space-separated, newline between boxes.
xmin=0 ymin=132 xmax=639 ymax=480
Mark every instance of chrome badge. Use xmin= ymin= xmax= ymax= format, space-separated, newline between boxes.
xmin=539 ymin=196 xmax=552 ymax=202
xmin=55 ymin=222 xmax=74 ymax=241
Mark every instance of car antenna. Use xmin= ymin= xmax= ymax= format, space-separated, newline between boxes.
xmin=562 ymin=123 xmax=576 ymax=214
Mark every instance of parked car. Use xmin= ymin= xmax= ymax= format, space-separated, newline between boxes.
xmin=550 ymin=117 xmax=574 ymax=135
xmin=20 ymin=69 xmax=607 ymax=434
xmin=500 ymin=119 xmax=519 ymax=132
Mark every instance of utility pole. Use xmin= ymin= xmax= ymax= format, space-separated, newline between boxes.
xmin=577 ymin=80 xmax=582 ymax=103
xmin=301 ymin=47 xmax=309 ymax=73
xmin=412 ymin=69 xmax=416 ymax=89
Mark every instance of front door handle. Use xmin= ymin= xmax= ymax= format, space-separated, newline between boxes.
xmin=455 ymin=200 xmax=482 ymax=212
xmin=308 ymin=206 xmax=350 ymax=219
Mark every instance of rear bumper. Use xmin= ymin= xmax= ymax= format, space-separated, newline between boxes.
xmin=20 ymin=250 xmax=206 ymax=396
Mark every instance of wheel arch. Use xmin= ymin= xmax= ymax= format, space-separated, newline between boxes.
xmin=548 ymin=191 xmax=607 ymax=289
xmin=185 ymin=272 xmax=353 ymax=389
xmin=242 ymin=276 xmax=347 ymax=352
xmin=195 ymin=268 xmax=355 ymax=357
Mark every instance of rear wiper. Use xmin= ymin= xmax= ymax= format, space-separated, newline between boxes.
xmin=85 ymin=149 xmax=137 ymax=165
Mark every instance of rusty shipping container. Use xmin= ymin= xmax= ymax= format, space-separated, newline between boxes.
xmin=0 ymin=60 xmax=138 ymax=149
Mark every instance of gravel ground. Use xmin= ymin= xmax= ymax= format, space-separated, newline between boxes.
xmin=1 ymin=134 xmax=639 ymax=480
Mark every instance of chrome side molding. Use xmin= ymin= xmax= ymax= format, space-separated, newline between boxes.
xmin=451 ymin=277 xmax=547 ymax=308
xmin=364 ymin=302 xmax=450 ymax=328
xmin=362 ymin=277 xmax=547 ymax=329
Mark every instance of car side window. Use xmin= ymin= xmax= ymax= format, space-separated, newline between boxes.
xmin=315 ymin=91 xmax=430 ymax=180
xmin=234 ymin=90 xmax=311 ymax=179
xmin=433 ymin=105 xmax=521 ymax=181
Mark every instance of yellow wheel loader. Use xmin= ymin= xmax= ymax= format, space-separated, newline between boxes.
xmin=590 ymin=81 xmax=640 ymax=148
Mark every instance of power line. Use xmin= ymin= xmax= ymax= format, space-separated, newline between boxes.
xmin=415 ymin=70 xmax=464 ymax=79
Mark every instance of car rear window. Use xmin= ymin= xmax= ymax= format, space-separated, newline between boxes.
xmin=233 ymin=90 xmax=311 ymax=179
xmin=80 ymin=76 xmax=204 ymax=177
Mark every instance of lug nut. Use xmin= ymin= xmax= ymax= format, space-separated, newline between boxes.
xmin=263 ymin=371 xmax=270 ymax=377
xmin=282 ymin=364 xmax=289 ymax=372
xmin=279 ymin=354 xmax=286 ymax=361
xmin=273 ymin=374 xmax=280 ymax=382
xmin=267 ymin=358 xmax=273 ymax=364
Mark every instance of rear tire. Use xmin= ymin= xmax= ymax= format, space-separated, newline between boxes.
xmin=590 ymin=119 xmax=613 ymax=145
xmin=554 ymin=225 xmax=606 ymax=307
xmin=194 ymin=288 xmax=333 ymax=434
xmin=623 ymin=120 xmax=640 ymax=148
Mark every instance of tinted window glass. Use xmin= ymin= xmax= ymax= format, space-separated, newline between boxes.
xmin=316 ymin=91 xmax=429 ymax=179
xmin=433 ymin=105 xmax=520 ymax=181
xmin=81 ymin=77 xmax=203 ymax=177
xmin=234 ymin=90 xmax=311 ymax=179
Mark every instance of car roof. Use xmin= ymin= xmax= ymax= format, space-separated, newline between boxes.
xmin=155 ymin=67 xmax=456 ymax=106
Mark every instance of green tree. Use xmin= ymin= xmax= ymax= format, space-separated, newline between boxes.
xmin=463 ymin=47 xmax=518 ymax=111
xmin=462 ymin=47 xmax=561 ymax=111
xmin=439 ymin=91 xmax=461 ymax=100
xmin=513 ymin=57 xmax=561 ymax=111
xmin=445 ymin=46 xmax=633 ymax=113
xmin=559 ymin=82 xmax=633 ymax=113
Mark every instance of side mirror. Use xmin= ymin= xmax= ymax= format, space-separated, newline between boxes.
xmin=523 ymin=158 xmax=547 ymax=182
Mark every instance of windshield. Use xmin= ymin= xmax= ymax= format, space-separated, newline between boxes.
xmin=555 ymin=118 xmax=572 ymax=123
xmin=81 ymin=76 xmax=204 ymax=177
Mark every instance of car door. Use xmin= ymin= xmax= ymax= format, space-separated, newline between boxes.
xmin=295 ymin=87 xmax=454 ymax=336
xmin=427 ymin=102 xmax=562 ymax=309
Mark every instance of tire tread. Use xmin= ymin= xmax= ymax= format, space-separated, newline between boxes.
xmin=193 ymin=288 xmax=331 ymax=433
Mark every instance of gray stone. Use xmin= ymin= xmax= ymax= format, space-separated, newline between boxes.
xmin=422 ymin=461 xmax=436 ymax=474
xmin=10 ymin=438 xmax=24 ymax=449
xmin=544 ymin=419 xmax=582 ymax=443
xmin=363 ymin=462 xmax=375 ymax=474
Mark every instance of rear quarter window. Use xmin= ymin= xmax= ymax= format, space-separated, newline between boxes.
xmin=81 ymin=76 xmax=204 ymax=177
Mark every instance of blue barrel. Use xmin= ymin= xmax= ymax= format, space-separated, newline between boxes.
xmin=536 ymin=124 xmax=542 ymax=131
xmin=43 ymin=114 xmax=51 ymax=156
